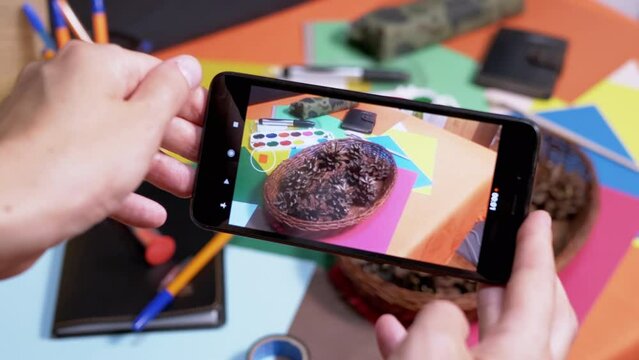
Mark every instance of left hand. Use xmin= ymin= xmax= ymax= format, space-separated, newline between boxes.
xmin=0 ymin=42 xmax=206 ymax=277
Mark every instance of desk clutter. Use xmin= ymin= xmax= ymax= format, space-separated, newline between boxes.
xmin=53 ymin=183 xmax=225 ymax=336
xmin=11 ymin=0 xmax=639 ymax=358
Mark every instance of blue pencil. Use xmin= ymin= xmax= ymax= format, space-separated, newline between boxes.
xmin=21 ymin=3 xmax=57 ymax=51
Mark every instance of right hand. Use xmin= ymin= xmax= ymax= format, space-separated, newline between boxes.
xmin=375 ymin=211 xmax=578 ymax=359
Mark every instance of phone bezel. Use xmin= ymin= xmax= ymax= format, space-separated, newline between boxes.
xmin=191 ymin=72 xmax=540 ymax=284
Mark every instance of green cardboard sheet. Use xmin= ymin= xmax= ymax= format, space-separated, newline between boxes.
xmin=307 ymin=21 xmax=488 ymax=111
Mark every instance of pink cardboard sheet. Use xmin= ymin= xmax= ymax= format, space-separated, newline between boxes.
xmin=468 ymin=185 xmax=639 ymax=345
xmin=321 ymin=168 xmax=418 ymax=254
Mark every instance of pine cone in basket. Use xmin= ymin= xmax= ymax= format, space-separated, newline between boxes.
xmin=271 ymin=139 xmax=395 ymax=223
xmin=531 ymin=160 xmax=588 ymax=220
xmin=355 ymin=259 xmax=477 ymax=295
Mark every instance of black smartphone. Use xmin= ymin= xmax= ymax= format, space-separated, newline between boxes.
xmin=191 ymin=72 xmax=539 ymax=284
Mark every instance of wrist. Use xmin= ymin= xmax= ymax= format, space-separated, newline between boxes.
xmin=0 ymin=139 xmax=95 ymax=276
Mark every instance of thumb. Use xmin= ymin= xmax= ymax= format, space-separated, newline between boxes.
xmin=392 ymin=301 xmax=472 ymax=359
xmin=129 ymin=55 xmax=201 ymax=125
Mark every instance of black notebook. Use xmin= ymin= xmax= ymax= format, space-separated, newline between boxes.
xmin=474 ymin=28 xmax=568 ymax=99
xmin=52 ymin=183 xmax=224 ymax=337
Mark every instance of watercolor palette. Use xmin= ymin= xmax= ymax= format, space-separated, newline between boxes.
xmin=249 ymin=128 xmax=334 ymax=151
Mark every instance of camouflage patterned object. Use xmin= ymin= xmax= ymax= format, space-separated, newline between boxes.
xmin=288 ymin=97 xmax=359 ymax=119
xmin=349 ymin=0 xmax=524 ymax=60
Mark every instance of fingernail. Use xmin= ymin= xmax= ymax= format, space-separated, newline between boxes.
xmin=172 ymin=55 xmax=201 ymax=89
xmin=539 ymin=210 xmax=552 ymax=228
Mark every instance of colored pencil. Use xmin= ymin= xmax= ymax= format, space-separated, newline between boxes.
xmin=91 ymin=0 xmax=109 ymax=43
xmin=57 ymin=0 xmax=93 ymax=43
xmin=51 ymin=0 xmax=71 ymax=48
xmin=132 ymin=232 xmax=233 ymax=331
xmin=21 ymin=3 xmax=57 ymax=51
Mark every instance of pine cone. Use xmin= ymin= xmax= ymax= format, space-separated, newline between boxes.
xmin=353 ymin=174 xmax=378 ymax=206
xmin=531 ymin=161 xmax=587 ymax=220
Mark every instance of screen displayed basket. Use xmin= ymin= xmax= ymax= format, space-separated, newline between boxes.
xmin=263 ymin=138 xmax=397 ymax=235
xmin=332 ymin=131 xmax=600 ymax=325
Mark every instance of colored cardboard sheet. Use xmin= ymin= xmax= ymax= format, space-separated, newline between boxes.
xmin=157 ymin=0 xmax=639 ymax=103
xmin=469 ymin=187 xmax=639 ymax=347
xmin=288 ymin=268 xmax=382 ymax=360
xmin=198 ymin=59 xmax=273 ymax=89
xmin=155 ymin=0 xmax=411 ymax=64
xmin=568 ymin=243 xmax=639 ymax=360
xmin=231 ymin=236 xmax=334 ymax=269
xmin=320 ymin=168 xmax=418 ymax=254
xmin=368 ymin=135 xmax=432 ymax=189
xmin=538 ymin=106 xmax=639 ymax=198
xmin=445 ymin=0 xmax=639 ymax=101
xmin=608 ymin=60 xmax=639 ymax=89
xmin=575 ymin=80 xmax=639 ymax=164
xmin=559 ymin=186 xmax=639 ymax=320
xmin=307 ymin=22 xmax=488 ymax=111
xmin=0 ymin=244 xmax=315 ymax=359
xmin=385 ymin=129 xmax=438 ymax=195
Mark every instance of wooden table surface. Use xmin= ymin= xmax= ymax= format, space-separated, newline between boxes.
xmin=0 ymin=0 xmax=48 ymax=100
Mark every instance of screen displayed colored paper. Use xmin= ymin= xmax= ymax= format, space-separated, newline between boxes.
xmin=538 ymin=106 xmax=639 ymax=198
xmin=306 ymin=22 xmax=488 ymax=111
xmin=575 ymin=79 xmax=639 ymax=165
xmin=234 ymin=147 xmax=268 ymax=205
xmin=384 ymin=129 xmax=438 ymax=195
xmin=368 ymin=135 xmax=432 ymax=189
xmin=319 ymin=168 xmax=417 ymax=254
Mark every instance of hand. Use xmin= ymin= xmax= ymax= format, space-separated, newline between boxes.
xmin=375 ymin=211 xmax=578 ymax=360
xmin=0 ymin=41 xmax=206 ymax=278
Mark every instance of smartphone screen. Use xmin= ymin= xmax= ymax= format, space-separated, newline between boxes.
xmin=192 ymin=73 xmax=539 ymax=283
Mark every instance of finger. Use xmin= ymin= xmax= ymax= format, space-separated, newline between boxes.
xmin=501 ymin=211 xmax=556 ymax=339
xmin=161 ymin=116 xmax=203 ymax=161
xmin=549 ymin=278 xmax=578 ymax=360
xmin=129 ymin=55 xmax=202 ymax=132
xmin=375 ymin=314 xmax=407 ymax=359
xmin=391 ymin=301 xmax=471 ymax=360
xmin=477 ymin=284 xmax=504 ymax=337
xmin=177 ymin=86 xmax=208 ymax=125
xmin=54 ymin=41 xmax=161 ymax=99
xmin=145 ymin=152 xmax=196 ymax=198
xmin=110 ymin=193 xmax=167 ymax=228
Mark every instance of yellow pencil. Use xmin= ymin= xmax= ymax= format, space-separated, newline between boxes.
xmin=132 ymin=232 xmax=233 ymax=331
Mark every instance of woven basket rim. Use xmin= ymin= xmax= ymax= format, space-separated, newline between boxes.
xmin=263 ymin=138 xmax=397 ymax=232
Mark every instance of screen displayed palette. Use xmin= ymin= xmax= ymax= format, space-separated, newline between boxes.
xmin=249 ymin=129 xmax=334 ymax=151
xmin=231 ymin=88 xmax=502 ymax=271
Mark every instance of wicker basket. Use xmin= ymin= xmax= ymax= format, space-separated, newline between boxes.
xmin=332 ymin=131 xmax=600 ymax=325
xmin=532 ymin=132 xmax=600 ymax=270
xmin=263 ymin=138 xmax=397 ymax=235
